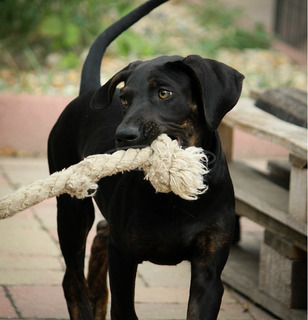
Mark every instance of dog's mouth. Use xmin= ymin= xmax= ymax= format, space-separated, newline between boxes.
xmin=162 ymin=121 xmax=196 ymax=148
xmin=143 ymin=123 xmax=184 ymax=148
xmin=168 ymin=135 xmax=183 ymax=147
xmin=115 ymin=121 xmax=186 ymax=150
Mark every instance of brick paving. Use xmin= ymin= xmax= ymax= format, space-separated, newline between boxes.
xmin=0 ymin=157 xmax=277 ymax=320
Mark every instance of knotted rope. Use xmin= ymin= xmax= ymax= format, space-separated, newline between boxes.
xmin=0 ymin=134 xmax=209 ymax=220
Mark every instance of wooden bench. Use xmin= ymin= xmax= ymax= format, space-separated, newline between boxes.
xmin=219 ymin=95 xmax=307 ymax=320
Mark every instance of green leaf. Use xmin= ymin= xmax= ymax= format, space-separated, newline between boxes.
xmin=39 ymin=15 xmax=62 ymax=38
xmin=63 ymin=23 xmax=80 ymax=48
xmin=59 ymin=52 xmax=80 ymax=68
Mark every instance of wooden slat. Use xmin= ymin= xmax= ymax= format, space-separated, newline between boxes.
xmin=223 ymin=98 xmax=307 ymax=160
xmin=255 ymin=88 xmax=307 ymax=128
xmin=235 ymin=200 xmax=306 ymax=251
xmin=229 ymin=161 xmax=307 ymax=248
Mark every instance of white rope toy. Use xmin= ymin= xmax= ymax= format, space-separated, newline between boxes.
xmin=0 ymin=134 xmax=209 ymax=220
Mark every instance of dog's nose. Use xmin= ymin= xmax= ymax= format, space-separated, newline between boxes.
xmin=115 ymin=126 xmax=141 ymax=147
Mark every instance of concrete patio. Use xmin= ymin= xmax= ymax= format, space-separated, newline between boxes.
xmin=0 ymin=92 xmax=284 ymax=319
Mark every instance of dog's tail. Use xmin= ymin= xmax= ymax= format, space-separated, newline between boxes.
xmin=79 ymin=0 xmax=168 ymax=95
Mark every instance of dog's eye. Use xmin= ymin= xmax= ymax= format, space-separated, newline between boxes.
xmin=158 ymin=89 xmax=172 ymax=99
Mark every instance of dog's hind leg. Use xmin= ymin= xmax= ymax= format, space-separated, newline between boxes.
xmin=57 ymin=194 xmax=95 ymax=320
xmin=88 ymin=220 xmax=109 ymax=320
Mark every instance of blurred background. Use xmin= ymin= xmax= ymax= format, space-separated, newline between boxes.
xmin=0 ymin=0 xmax=306 ymax=97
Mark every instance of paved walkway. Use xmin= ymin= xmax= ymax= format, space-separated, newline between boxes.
xmin=0 ymin=156 xmax=277 ymax=320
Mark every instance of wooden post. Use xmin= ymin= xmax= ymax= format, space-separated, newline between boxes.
xmin=289 ymin=154 xmax=307 ymax=223
xmin=259 ymin=230 xmax=307 ymax=308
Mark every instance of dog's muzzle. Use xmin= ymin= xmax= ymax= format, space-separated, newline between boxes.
xmin=115 ymin=122 xmax=159 ymax=148
xmin=143 ymin=122 xmax=159 ymax=142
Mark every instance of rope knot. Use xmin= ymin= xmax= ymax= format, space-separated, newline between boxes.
xmin=144 ymin=134 xmax=209 ymax=200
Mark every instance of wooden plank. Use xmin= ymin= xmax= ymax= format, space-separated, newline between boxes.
xmin=229 ymin=161 xmax=306 ymax=234
xmin=229 ymin=161 xmax=307 ymax=247
xmin=218 ymin=123 xmax=233 ymax=162
xmin=267 ymin=160 xmax=290 ymax=189
xmin=255 ymin=88 xmax=307 ymax=128
xmin=223 ymin=245 xmax=307 ymax=320
xmin=223 ymin=98 xmax=307 ymax=160
xmin=263 ymin=229 xmax=306 ymax=259
xmin=235 ymin=200 xmax=306 ymax=251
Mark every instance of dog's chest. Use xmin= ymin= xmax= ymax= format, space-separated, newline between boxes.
xmin=108 ymin=197 xmax=201 ymax=264
xmin=119 ymin=216 xmax=193 ymax=265
xmin=101 ymin=172 xmax=209 ymax=264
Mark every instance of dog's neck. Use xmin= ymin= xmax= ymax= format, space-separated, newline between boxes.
xmin=201 ymin=131 xmax=226 ymax=169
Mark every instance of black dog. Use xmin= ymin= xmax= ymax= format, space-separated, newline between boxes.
xmin=48 ymin=1 xmax=244 ymax=319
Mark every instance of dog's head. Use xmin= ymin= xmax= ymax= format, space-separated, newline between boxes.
xmin=91 ymin=55 xmax=244 ymax=148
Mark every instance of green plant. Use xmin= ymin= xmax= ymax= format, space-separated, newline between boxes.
xmin=219 ymin=24 xmax=271 ymax=50
xmin=0 ymin=0 xmax=271 ymax=71
xmin=115 ymin=30 xmax=156 ymax=57
xmin=194 ymin=0 xmax=242 ymax=28
xmin=190 ymin=0 xmax=271 ymax=56
xmin=0 ymin=0 xmax=141 ymax=69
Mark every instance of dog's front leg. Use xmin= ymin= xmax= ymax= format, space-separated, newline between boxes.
xmin=187 ymin=262 xmax=224 ymax=320
xmin=57 ymin=195 xmax=95 ymax=320
xmin=108 ymin=242 xmax=138 ymax=320
xmin=187 ymin=238 xmax=230 ymax=320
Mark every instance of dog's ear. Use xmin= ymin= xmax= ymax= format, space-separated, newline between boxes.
xmin=168 ymin=55 xmax=244 ymax=131
xmin=90 ymin=60 xmax=142 ymax=110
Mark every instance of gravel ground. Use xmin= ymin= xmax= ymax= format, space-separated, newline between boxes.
xmin=0 ymin=1 xmax=306 ymax=97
